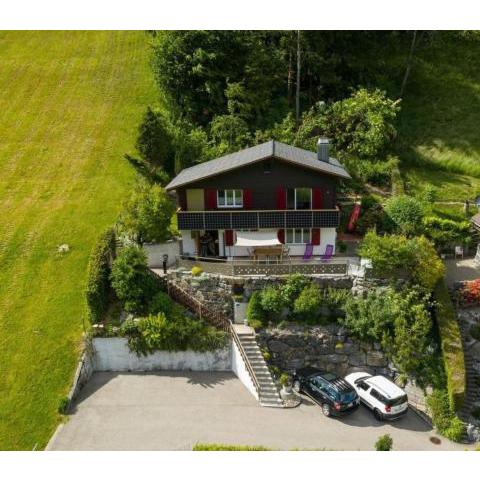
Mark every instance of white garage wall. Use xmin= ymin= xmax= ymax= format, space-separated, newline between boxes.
xmin=144 ymin=241 xmax=180 ymax=267
xmin=180 ymin=230 xmax=197 ymax=256
xmin=230 ymin=340 xmax=259 ymax=400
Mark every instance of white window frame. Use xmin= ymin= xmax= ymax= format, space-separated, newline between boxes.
xmin=285 ymin=228 xmax=312 ymax=245
xmin=217 ymin=189 xmax=243 ymax=208
xmin=287 ymin=188 xmax=312 ymax=210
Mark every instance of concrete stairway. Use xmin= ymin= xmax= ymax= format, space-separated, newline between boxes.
xmin=236 ymin=330 xmax=283 ymax=408
xmin=460 ymin=351 xmax=480 ymax=422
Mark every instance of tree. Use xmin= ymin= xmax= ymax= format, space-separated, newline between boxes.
xmin=385 ymin=195 xmax=425 ymax=235
xmin=119 ymin=181 xmax=175 ymax=245
xmin=110 ymin=246 xmax=159 ymax=314
xmin=399 ymin=30 xmax=418 ymax=98
xmin=295 ymin=88 xmax=400 ymax=160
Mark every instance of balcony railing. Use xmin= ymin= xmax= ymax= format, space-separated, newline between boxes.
xmin=177 ymin=208 xmax=341 ymax=230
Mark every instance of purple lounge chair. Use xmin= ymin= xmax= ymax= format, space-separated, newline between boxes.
xmin=302 ymin=243 xmax=314 ymax=261
xmin=320 ymin=244 xmax=334 ymax=263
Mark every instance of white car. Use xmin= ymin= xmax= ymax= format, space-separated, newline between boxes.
xmin=345 ymin=372 xmax=408 ymax=421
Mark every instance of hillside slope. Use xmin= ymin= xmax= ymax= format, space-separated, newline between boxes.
xmin=397 ymin=32 xmax=480 ymax=202
xmin=0 ymin=31 xmax=156 ymax=450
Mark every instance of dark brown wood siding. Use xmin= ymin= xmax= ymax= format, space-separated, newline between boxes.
xmin=177 ymin=157 xmax=339 ymax=210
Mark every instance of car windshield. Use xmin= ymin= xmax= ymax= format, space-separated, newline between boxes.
xmin=386 ymin=394 xmax=408 ymax=407
xmin=339 ymin=390 xmax=356 ymax=403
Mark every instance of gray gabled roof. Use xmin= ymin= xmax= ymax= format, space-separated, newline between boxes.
xmin=165 ymin=140 xmax=351 ymax=190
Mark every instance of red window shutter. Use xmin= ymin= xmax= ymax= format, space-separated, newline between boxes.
xmin=312 ymin=228 xmax=321 ymax=246
xmin=243 ymin=189 xmax=253 ymax=209
xmin=225 ymin=230 xmax=234 ymax=247
xmin=277 ymin=229 xmax=285 ymax=244
xmin=205 ymin=189 xmax=217 ymax=210
xmin=312 ymin=188 xmax=323 ymax=209
xmin=276 ymin=187 xmax=286 ymax=210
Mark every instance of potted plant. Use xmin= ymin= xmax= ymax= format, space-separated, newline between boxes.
xmin=279 ymin=373 xmax=292 ymax=395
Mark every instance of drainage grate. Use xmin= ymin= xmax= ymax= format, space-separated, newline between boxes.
xmin=429 ymin=436 xmax=441 ymax=445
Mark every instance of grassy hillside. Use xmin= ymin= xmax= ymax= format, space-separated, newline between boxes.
xmin=0 ymin=31 xmax=156 ymax=450
xmin=397 ymin=33 xmax=480 ymax=202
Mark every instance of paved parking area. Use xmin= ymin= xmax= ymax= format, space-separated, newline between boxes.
xmin=47 ymin=372 xmax=465 ymax=451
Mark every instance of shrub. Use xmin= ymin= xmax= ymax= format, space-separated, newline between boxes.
xmin=280 ymin=274 xmax=310 ymax=309
xmin=118 ymin=181 xmax=175 ymax=245
xmin=293 ymin=283 xmax=322 ymax=322
xmin=433 ymin=281 xmax=466 ymax=410
xmin=148 ymin=291 xmax=172 ymax=316
xmin=375 ymin=434 xmax=393 ymax=451
xmin=110 ymin=245 xmax=159 ymax=314
xmin=191 ymin=265 xmax=203 ymax=276
xmin=248 ymin=319 xmax=264 ymax=330
xmin=457 ymin=279 xmax=480 ymax=307
xmin=260 ymin=286 xmax=285 ymax=321
xmin=58 ymin=396 xmax=70 ymax=415
xmin=279 ymin=373 xmax=290 ymax=387
xmin=193 ymin=443 xmax=270 ymax=451
xmin=246 ymin=291 xmax=267 ymax=326
xmin=120 ymin=312 xmax=227 ymax=355
xmin=85 ymin=227 xmax=117 ymax=323
xmin=423 ymin=216 xmax=471 ymax=251
xmin=385 ymin=195 xmax=425 ymax=235
xmin=427 ymin=389 xmax=465 ymax=442
xmin=323 ymin=287 xmax=351 ymax=311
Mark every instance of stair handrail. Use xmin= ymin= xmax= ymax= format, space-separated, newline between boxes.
xmin=159 ymin=274 xmax=260 ymax=396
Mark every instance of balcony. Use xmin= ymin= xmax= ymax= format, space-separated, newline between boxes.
xmin=176 ymin=208 xmax=341 ymax=231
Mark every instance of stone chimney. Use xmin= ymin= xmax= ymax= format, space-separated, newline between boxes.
xmin=317 ymin=137 xmax=330 ymax=162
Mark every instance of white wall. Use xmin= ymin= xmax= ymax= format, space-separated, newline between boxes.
xmin=144 ymin=241 xmax=180 ymax=267
xmin=180 ymin=230 xmax=197 ymax=257
xmin=231 ymin=340 xmax=259 ymax=400
xmin=93 ymin=338 xmax=231 ymax=372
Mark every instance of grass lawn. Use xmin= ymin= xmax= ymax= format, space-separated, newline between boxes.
xmin=397 ymin=33 xmax=480 ymax=200
xmin=0 ymin=31 xmax=156 ymax=450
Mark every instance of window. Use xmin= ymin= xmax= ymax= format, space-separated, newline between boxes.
xmin=217 ymin=189 xmax=243 ymax=208
xmin=287 ymin=188 xmax=311 ymax=210
xmin=286 ymin=228 xmax=311 ymax=244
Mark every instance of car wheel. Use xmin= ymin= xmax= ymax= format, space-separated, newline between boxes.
xmin=373 ymin=409 xmax=383 ymax=421
xmin=322 ymin=403 xmax=331 ymax=417
xmin=292 ymin=380 xmax=301 ymax=393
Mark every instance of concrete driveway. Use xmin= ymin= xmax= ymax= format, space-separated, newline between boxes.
xmin=47 ymin=372 xmax=465 ymax=451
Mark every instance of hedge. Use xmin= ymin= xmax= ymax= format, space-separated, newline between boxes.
xmin=193 ymin=443 xmax=270 ymax=451
xmin=433 ymin=280 xmax=466 ymax=411
xmin=85 ymin=227 xmax=116 ymax=323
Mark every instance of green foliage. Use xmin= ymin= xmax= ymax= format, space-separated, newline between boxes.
xmin=260 ymin=286 xmax=285 ymax=320
xmin=119 ymin=181 xmax=175 ymax=245
xmin=323 ymin=287 xmax=352 ymax=311
xmin=279 ymin=373 xmax=290 ymax=387
xmin=85 ymin=227 xmax=116 ymax=323
xmin=280 ymin=274 xmax=310 ymax=309
xmin=296 ymin=88 xmax=400 ymax=160
xmin=148 ymin=291 xmax=173 ymax=316
xmin=433 ymin=281 xmax=466 ymax=411
xmin=426 ymin=389 xmax=465 ymax=442
xmin=293 ymin=283 xmax=322 ymax=322
xmin=422 ymin=216 xmax=471 ymax=250
xmin=191 ymin=266 xmax=203 ymax=276
xmin=246 ymin=291 xmax=267 ymax=326
xmin=374 ymin=434 xmax=393 ymax=451
xmin=110 ymin=246 xmax=159 ymax=314
xmin=384 ymin=195 xmax=425 ymax=235
xmin=136 ymin=106 xmax=175 ymax=176
xmin=248 ymin=319 xmax=264 ymax=330
xmin=193 ymin=443 xmax=270 ymax=451
xmin=57 ymin=397 xmax=70 ymax=415
xmin=359 ymin=231 xmax=445 ymax=290
xmin=342 ymin=286 xmax=434 ymax=382
xmin=470 ymin=324 xmax=480 ymax=341
xmin=120 ymin=312 xmax=227 ymax=356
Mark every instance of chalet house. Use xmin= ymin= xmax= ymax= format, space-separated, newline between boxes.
xmin=166 ymin=139 xmax=350 ymax=261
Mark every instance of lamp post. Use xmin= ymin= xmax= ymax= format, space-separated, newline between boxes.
xmin=162 ymin=254 xmax=168 ymax=274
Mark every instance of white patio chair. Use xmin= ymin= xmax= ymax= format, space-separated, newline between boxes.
xmin=455 ymin=245 xmax=464 ymax=259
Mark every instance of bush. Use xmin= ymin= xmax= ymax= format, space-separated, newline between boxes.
xmin=260 ymin=286 xmax=285 ymax=321
xmin=433 ymin=281 xmax=466 ymax=410
xmin=148 ymin=291 xmax=172 ymax=316
xmin=280 ymin=274 xmax=310 ymax=309
xmin=246 ymin=291 xmax=267 ymax=326
xmin=193 ymin=443 xmax=270 ymax=451
xmin=427 ymin=389 xmax=465 ymax=442
xmin=119 ymin=181 xmax=175 ymax=245
xmin=110 ymin=245 xmax=159 ymax=314
xmin=457 ymin=279 xmax=480 ymax=307
xmin=85 ymin=227 xmax=116 ymax=323
xmin=375 ymin=434 xmax=393 ymax=451
xmin=423 ymin=216 xmax=471 ymax=251
xmin=120 ymin=312 xmax=227 ymax=355
xmin=279 ymin=373 xmax=290 ymax=387
xmin=293 ymin=283 xmax=322 ymax=322
xmin=385 ymin=195 xmax=425 ymax=235
xmin=323 ymin=287 xmax=351 ymax=311
xmin=191 ymin=265 xmax=203 ymax=276
xmin=248 ymin=319 xmax=264 ymax=330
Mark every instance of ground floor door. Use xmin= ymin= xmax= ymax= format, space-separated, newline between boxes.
xmin=199 ymin=230 xmax=219 ymax=257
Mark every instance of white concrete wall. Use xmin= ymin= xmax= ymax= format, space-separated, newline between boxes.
xmin=231 ymin=340 xmax=259 ymax=400
xmin=180 ymin=230 xmax=197 ymax=257
xmin=144 ymin=241 xmax=180 ymax=267
xmin=93 ymin=338 xmax=231 ymax=372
